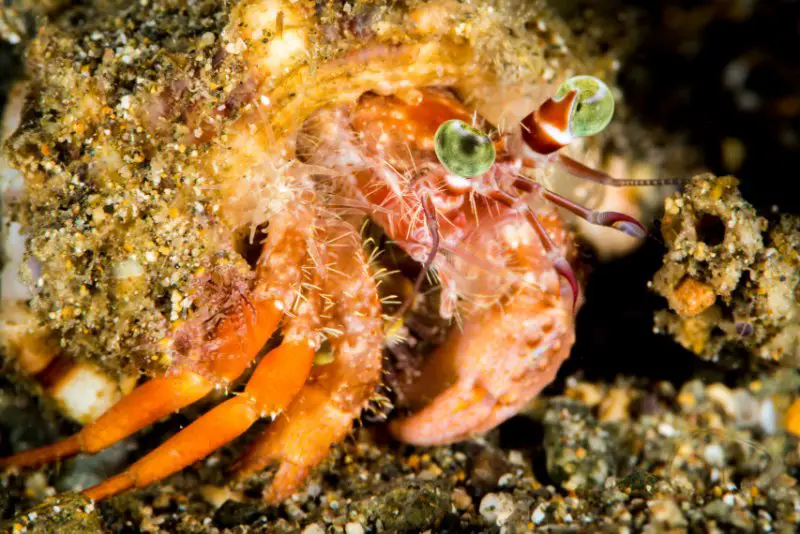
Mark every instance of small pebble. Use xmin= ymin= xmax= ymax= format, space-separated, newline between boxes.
xmin=703 ymin=444 xmax=725 ymax=467
xmin=531 ymin=503 xmax=547 ymax=525
xmin=598 ymin=388 xmax=631 ymax=422
xmin=657 ymin=422 xmax=677 ymax=437
xmin=565 ymin=382 xmax=605 ymax=407
xmin=479 ymin=492 xmax=515 ymax=526
xmin=451 ymin=488 xmax=473 ymax=511
xmin=345 ymin=521 xmax=365 ymax=534
xmin=759 ymin=399 xmax=776 ymax=434
xmin=200 ymin=485 xmax=242 ymax=509
xmin=497 ymin=473 xmax=514 ymax=487
xmin=507 ymin=450 xmax=525 ymax=466
xmin=25 ymin=472 xmax=51 ymax=500
xmin=305 ymin=482 xmax=323 ymax=499
xmin=301 ymin=524 xmax=326 ymax=534
xmin=648 ymin=499 xmax=688 ymax=528
xmin=677 ymin=390 xmax=697 ymax=412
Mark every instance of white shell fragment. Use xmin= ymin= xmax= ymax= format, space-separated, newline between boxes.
xmin=1 ymin=83 xmax=30 ymax=303
xmin=49 ymin=363 xmax=130 ymax=425
xmin=1 ymin=222 xmax=31 ymax=302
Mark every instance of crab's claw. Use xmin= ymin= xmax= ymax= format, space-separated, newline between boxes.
xmin=389 ymin=220 xmax=577 ymax=446
xmin=390 ymin=285 xmax=574 ymax=445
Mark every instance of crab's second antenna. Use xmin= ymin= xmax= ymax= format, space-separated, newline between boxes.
xmin=556 ymin=153 xmax=694 ymax=188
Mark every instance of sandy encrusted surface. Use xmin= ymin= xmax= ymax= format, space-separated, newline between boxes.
xmin=653 ymin=174 xmax=800 ymax=368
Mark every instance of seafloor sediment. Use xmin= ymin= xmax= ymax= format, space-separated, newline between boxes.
xmin=653 ymin=174 xmax=800 ymax=368
xmin=1 ymin=340 xmax=798 ymax=532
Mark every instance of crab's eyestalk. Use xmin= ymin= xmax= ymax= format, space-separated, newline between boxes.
xmin=521 ymin=75 xmax=615 ymax=155
xmin=434 ymin=119 xmax=496 ymax=177
xmin=556 ymin=76 xmax=615 ymax=138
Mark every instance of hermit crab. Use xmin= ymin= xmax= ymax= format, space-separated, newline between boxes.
xmin=0 ymin=0 xmax=679 ymax=503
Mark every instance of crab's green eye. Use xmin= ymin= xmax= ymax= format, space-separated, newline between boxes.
xmin=555 ymin=75 xmax=615 ymax=138
xmin=434 ymin=119 xmax=496 ymax=178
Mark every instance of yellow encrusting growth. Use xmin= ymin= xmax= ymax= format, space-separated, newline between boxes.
xmin=786 ymin=399 xmax=800 ymax=437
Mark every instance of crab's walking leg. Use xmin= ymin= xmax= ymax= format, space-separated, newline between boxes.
xmin=0 ymin=300 xmax=282 ymax=470
xmin=0 ymin=216 xmax=311 ymax=469
xmin=83 ymin=298 xmax=320 ymax=501
xmin=512 ymin=178 xmax=648 ymax=239
xmin=233 ymin=228 xmax=384 ymax=503
xmin=487 ymin=189 xmax=579 ymax=309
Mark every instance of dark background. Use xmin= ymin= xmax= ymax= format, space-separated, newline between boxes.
xmin=550 ymin=0 xmax=800 ymax=387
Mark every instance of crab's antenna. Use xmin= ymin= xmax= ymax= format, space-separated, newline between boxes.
xmin=393 ymin=194 xmax=440 ymax=319
xmin=557 ymin=153 xmax=692 ymax=188
xmin=512 ymin=177 xmax=647 ymax=239
xmin=486 ymin=189 xmax=579 ymax=311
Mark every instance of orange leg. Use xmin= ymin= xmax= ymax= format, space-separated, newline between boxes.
xmin=84 ymin=338 xmax=316 ymax=501
xmin=1 ymin=212 xmax=313 ymax=470
xmin=233 ymin=229 xmax=384 ymax=503
xmin=0 ymin=297 xmax=282 ymax=469
xmin=82 ymin=219 xmax=327 ymax=501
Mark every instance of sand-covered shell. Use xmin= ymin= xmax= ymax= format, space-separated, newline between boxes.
xmin=2 ymin=0 xmax=608 ymax=375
